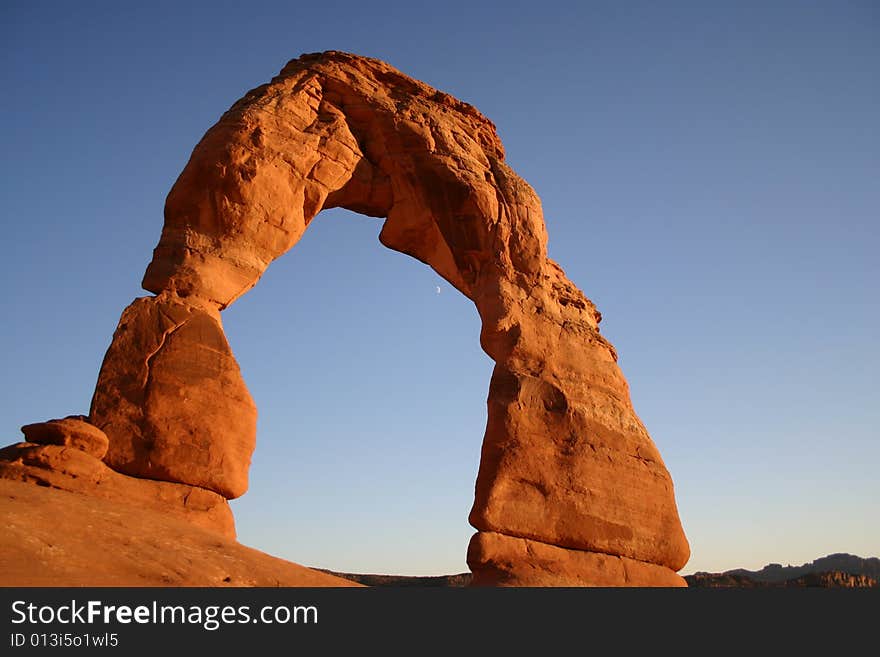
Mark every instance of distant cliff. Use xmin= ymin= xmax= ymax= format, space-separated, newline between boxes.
xmin=686 ymin=553 xmax=879 ymax=588
xmin=323 ymin=553 xmax=880 ymax=587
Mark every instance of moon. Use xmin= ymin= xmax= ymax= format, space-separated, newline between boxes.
xmin=435 ymin=286 xmax=441 ymax=294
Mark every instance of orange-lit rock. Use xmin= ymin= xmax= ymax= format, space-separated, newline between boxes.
xmin=131 ymin=51 xmax=689 ymax=579
xmin=90 ymin=294 xmax=256 ymax=499
xmin=9 ymin=51 xmax=687 ymax=586
xmin=468 ymin=531 xmax=687 ymax=587
xmin=0 ymin=441 xmax=234 ymax=538
xmin=0 ymin=480 xmax=359 ymax=587
xmin=21 ymin=416 xmax=109 ymax=460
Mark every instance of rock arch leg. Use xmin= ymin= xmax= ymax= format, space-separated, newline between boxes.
xmin=88 ymin=51 xmax=689 ymax=585
xmin=90 ymin=295 xmax=256 ymax=499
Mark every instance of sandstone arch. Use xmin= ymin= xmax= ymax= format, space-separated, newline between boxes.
xmin=88 ymin=51 xmax=689 ymax=585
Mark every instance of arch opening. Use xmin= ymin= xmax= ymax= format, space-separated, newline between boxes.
xmin=224 ymin=206 xmax=492 ymax=575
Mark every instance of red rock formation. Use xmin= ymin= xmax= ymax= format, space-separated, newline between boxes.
xmin=0 ymin=440 xmax=235 ymax=539
xmin=4 ymin=51 xmax=689 ymax=586
xmin=21 ymin=416 xmax=109 ymax=459
xmin=116 ymin=50 xmax=690 ymax=583
xmin=90 ymin=296 xmax=256 ymax=499
xmin=468 ymin=532 xmax=687 ymax=587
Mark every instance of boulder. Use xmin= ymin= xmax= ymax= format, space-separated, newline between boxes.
xmin=21 ymin=416 xmax=109 ymax=459
xmin=90 ymin=295 xmax=256 ymax=499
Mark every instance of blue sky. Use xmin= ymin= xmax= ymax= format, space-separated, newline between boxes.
xmin=1 ymin=1 xmax=877 ymax=576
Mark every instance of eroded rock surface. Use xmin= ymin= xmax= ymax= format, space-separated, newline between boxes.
xmin=131 ymin=51 xmax=689 ymax=582
xmin=0 ymin=440 xmax=235 ymax=538
xmin=7 ymin=51 xmax=688 ymax=586
xmin=468 ymin=531 xmax=686 ymax=587
xmin=21 ymin=416 xmax=109 ymax=459
xmin=90 ymin=295 xmax=256 ymax=499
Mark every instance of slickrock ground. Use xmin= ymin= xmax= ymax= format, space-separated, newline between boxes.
xmin=0 ymin=480 xmax=358 ymax=587
xmin=0 ymin=418 xmax=235 ymax=538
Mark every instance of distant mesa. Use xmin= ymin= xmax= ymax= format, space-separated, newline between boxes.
xmin=686 ymin=571 xmax=877 ymax=588
xmin=723 ymin=553 xmax=880 ymax=581
xmin=318 ymin=553 xmax=880 ymax=588
xmin=686 ymin=553 xmax=880 ymax=588
xmin=0 ymin=51 xmax=689 ymax=586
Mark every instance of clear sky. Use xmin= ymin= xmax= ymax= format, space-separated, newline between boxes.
xmin=1 ymin=1 xmax=877 ymax=576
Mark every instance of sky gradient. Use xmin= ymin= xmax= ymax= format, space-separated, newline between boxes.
xmin=2 ymin=1 xmax=877 ymax=576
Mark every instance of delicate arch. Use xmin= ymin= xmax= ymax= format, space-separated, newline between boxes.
xmin=90 ymin=52 xmax=689 ymax=586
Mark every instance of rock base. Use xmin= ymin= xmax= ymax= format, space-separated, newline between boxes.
xmin=467 ymin=532 xmax=686 ymax=587
xmin=0 ymin=442 xmax=235 ymax=539
xmin=0 ymin=480 xmax=358 ymax=587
